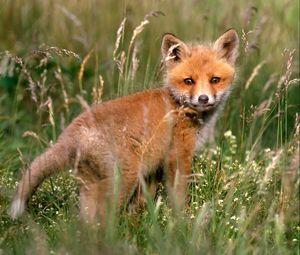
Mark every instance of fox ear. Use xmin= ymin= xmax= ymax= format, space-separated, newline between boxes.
xmin=161 ymin=33 xmax=190 ymax=68
xmin=214 ymin=29 xmax=239 ymax=65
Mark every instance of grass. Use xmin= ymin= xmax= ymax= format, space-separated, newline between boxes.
xmin=0 ymin=0 xmax=299 ymax=254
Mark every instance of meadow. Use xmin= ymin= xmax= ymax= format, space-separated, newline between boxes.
xmin=0 ymin=0 xmax=299 ymax=254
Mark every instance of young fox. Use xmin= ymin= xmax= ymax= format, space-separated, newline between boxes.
xmin=10 ymin=29 xmax=239 ymax=222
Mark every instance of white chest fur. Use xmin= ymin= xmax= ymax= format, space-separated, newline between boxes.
xmin=194 ymin=111 xmax=219 ymax=152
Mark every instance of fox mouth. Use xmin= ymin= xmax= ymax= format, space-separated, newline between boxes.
xmin=184 ymin=102 xmax=215 ymax=112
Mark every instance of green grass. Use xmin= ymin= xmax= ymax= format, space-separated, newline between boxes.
xmin=0 ymin=0 xmax=299 ymax=254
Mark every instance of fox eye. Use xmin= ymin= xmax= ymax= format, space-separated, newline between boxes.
xmin=210 ymin=77 xmax=221 ymax=84
xmin=183 ymin=78 xmax=195 ymax=85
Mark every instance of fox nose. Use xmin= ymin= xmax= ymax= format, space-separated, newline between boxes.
xmin=198 ymin=94 xmax=209 ymax=104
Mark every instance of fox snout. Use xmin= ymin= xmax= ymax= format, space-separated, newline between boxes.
xmin=198 ymin=94 xmax=209 ymax=103
xmin=188 ymin=93 xmax=216 ymax=111
xmin=198 ymin=94 xmax=216 ymax=106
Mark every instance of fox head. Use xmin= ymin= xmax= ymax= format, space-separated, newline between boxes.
xmin=162 ymin=29 xmax=239 ymax=112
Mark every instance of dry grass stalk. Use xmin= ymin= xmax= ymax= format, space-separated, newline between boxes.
xmin=78 ymin=49 xmax=94 ymax=90
xmin=25 ymin=69 xmax=38 ymax=103
xmin=283 ymin=49 xmax=296 ymax=88
xmin=253 ymin=98 xmax=272 ymax=117
xmin=41 ymin=45 xmax=81 ymax=60
xmin=241 ymin=6 xmax=257 ymax=27
xmin=294 ymin=113 xmax=300 ymax=137
xmin=275 ymin=49 xmax=297 ymax=99
xmin=130 ymin=43 xmax=140 ymax=80
xmin=258 ymin=149 xmax=282 ymax=194
xmin=287 ymin=78 xmax=300 ymax=87
xmin=241 ymin=10 xmax=267 ymax=54
xmin=0 ymin=54 xmax=11 ymax=76
xmin=279 ymin=116 xmax=300 ymax=220
xmin=22 ymin=131 xmax=40 ymax=140
xmin=36 ymin=51 xmax=51 ymax=68
xmin=77 ymin=95 xmax=90 ymax=111
xmin=128 ymin=11 xmax=164 ymax=52
xmin=138 ymin=108 xmax=177 ymax=156
xmin=57 ymin=4 xmax=81 ymax=27
xmin=262 ymin=73 xmax=278 ymax=93
xmin=245 ymin=60 xmax=267 ymax=90
xmin=276 ymin=75 xmax=285 ymax=92
xmin=276 ymin=115 xmax=300 ymax=210
xmin=54 ymin=66 xmax=69 ymax=113
xmin=116 ymin=51 xmax=126 ymax=76
xmin=47 ymin=97 xmax=55 ymax=127
xmin=241 ymin=29 xmax=254 ymax=53
xmin=17 ymin=148 xmax=27 ymax=172
xmin=38 ymin=69 xmax=47 ymax=91
xmin=139 ymin=107 xmax=197 ymax=156
xmin=2 ymin=51 xmax=38 ymax=103
xmin=92 ymin=75 xmax=104 ymax=104
xmin=113 ymin=17 xmax=126 ymax=63
xmin=22 ymin=131 xmax=47 ymax=145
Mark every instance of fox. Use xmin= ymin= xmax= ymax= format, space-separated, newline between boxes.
xmin=9 ymin=29 xmax=239 ymax=222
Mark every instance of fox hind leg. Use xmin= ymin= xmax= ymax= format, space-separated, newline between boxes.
xmin=78 ymin=170 xmax=141 ymax=223
xmin=129 ymin=167 xmax=164 ymax=212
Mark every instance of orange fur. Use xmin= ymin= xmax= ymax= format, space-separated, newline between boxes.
xmin=10 ymin=29 xmax=239 ymax=222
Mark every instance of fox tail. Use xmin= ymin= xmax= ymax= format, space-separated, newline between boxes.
xmin=9 ymin=142 xmax=72 ymax=219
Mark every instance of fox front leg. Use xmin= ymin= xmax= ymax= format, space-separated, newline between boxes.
xmin=165 ymin=146 xmax=193 ymax=210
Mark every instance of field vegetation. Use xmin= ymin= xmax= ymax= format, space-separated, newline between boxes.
xmin=0 ymin=0 xmax=299 ymax=254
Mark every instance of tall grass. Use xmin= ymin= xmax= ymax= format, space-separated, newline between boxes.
xmin=0 ymin=0 xmax=299 ymax=254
